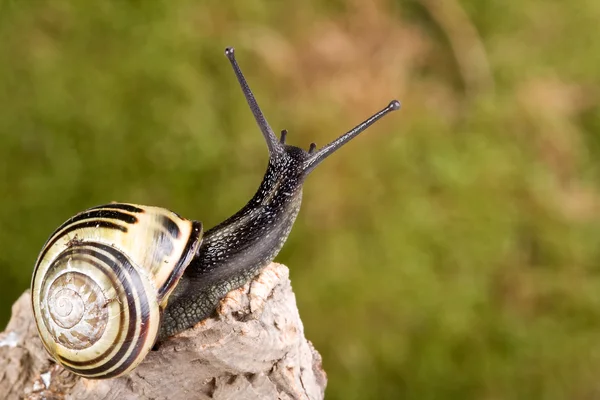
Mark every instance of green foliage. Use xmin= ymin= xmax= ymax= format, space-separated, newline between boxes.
xmin=1 ymin=0 xmax=599 ymax=398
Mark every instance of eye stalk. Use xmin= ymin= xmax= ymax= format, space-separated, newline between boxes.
xmin=302 ymin=100 xmax=401 ymax=174
xmin=225 ymin=47 xmax=283 ymax=156
xmin=225 ymin=46 xmax=401 ymax=172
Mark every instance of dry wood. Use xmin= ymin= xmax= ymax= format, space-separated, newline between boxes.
xmin=0 ymin=263 xmax=327 ymax=400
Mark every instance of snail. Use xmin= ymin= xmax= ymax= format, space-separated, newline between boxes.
xmin=30 ymin=47 xmax=401 ymax=379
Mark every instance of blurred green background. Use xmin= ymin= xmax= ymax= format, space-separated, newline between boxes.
xmin=1 ymin=0 xmax=600 ymax=398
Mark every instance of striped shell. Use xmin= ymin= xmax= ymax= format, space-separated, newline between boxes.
xmin=31 ymin=203 xmax=203 ymax=379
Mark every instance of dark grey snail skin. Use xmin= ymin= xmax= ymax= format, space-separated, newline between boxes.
xmin=158 ymin=47 xmax=400 ymax=341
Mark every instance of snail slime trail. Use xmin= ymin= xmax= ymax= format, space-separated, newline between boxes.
xmin=30 ymin=46 xmax=400 ymax=379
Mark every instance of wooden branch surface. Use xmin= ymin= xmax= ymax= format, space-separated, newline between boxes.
xmin=0 ymin=263 xmax=327 ymax=400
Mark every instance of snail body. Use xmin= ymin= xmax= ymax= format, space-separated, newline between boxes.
xmin=31 ymin=47 xmax=401 ymax=379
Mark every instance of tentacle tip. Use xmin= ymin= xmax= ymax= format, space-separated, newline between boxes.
xmin=280 ymin=129 xmax=288 ymax=144
xmin=388 ymin=100 xmax=401 ymax=111
xmin=225 ymin=47 xmax=235 ymax=59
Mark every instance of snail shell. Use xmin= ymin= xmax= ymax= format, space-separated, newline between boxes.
xmin=31 ymin=203 xmax=202 ymax=379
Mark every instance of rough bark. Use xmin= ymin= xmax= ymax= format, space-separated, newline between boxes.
xmin=0 ymin=263 xmax=327 ymax=400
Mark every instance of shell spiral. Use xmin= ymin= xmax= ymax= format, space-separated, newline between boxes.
xmin=31 ymin=203 xmax=203 ymax=379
